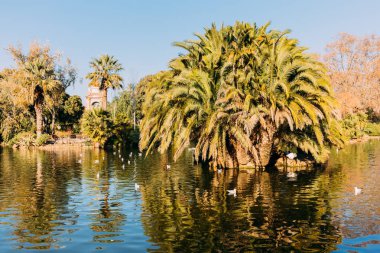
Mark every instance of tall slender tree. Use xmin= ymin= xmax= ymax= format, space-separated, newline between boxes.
xmin=86 ymin=55 xmax=123 ymax=109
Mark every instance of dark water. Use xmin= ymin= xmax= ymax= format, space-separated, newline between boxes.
xmin=0 ymin=141 xmax=379 ymax=253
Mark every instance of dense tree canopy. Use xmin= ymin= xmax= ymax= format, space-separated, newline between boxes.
xmin=0 ymin=43 xmax=77 ymax=139
xmin=139 ymin=22 xmax=345 ymax=169
xmin=324 ymin=33 xmax=380 ymax=115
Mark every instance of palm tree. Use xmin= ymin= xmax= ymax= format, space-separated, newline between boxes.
xmin=86 ymin=55 xmax=123 ymax=109
xmin=139 ymin=22 xmax=345 ymax=169
xmin=8 ymin=45 xmax=61 ymax=137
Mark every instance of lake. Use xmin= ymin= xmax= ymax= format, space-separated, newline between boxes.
xmin=0 ymin=140 xmax=379 ymax=252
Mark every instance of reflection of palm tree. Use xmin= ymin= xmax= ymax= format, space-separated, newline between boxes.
xmin=90 ymin=165 xmax=125 ymax=242
xmin=0 ymin=149 xmax=78 ymax=250
xmin=138 ymin=152 xmax=342 ymax=252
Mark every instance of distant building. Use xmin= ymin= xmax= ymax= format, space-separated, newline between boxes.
xmin=86 ymin=86 xmax=106 ymax=110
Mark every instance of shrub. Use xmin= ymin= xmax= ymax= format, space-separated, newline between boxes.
xmin=9 ymin=132 xmax=36 ymax=147
xmin=36 ymin=134 xmax=51 ymax=146
xmin=80 ymin=108 xmax=113 ymax=147
xmin=364 ymin=123 xmax=380 ymax=136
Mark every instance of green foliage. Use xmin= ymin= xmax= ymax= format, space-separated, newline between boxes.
xmin=57 ymin=95 xmax=84 ymax=132
xmin=341 ymin=112 xmax=368 ymax=139
xmin=81 ymin=109 xmax=113 ymax=147
xmin=35 ymin=134 xmax=51 ymax=146
xmin=86 ymin=55 xmax=123 ymax=90
xmin=140 ymin=22 xmax=345 ymax=168
xmin=9 ymin=132 xmax=36 ymax=147
xmin=364 ymin=123 xmax=380 ymax=136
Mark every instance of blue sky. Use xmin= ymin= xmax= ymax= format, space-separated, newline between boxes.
xmin=1 ymin=0 xmax=380 ymax=101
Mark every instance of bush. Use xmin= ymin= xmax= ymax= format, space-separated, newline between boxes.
xmin=364 ymin=123 xmax=380 ymax=136
xmin=80 ymin=108 xmax=113 ymax=147
xmin=9 ymin=132 xmax=36 ymax=147
xmin=36 ymin=134 xmax=51 ymax=146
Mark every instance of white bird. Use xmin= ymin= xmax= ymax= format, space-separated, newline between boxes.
xmin=287 ymin=172 xmax=297 ymax=178
xmin=96 ymin=172 xmax=100 ymax=179
xmin=129 ymin=152 xmax=133 ymax=157
xmin=77 ymin=159 xmax=82 ymax=164
xmin=166 ymin=164 xmax=171 ymax=169
xmin=121 ymin=158 xmax=124 ymax=162
xmin=286 ymin=152 xmax=297 ymax=160
xmin=94 ymin=160 xmax=99 ymax=164
xmin=135 ymin=183 xmax=140 ymax=191
xmin=113 ymin=152 xmax=116 ymax=155
xmin=138 ymin=153 xmax=142 ymax=157
xmin=217 ymin=168 xmax=222 ymax=174
xmin=122 ymin=164 xmax=125 ymax=169
xmin=354 ymin=187 xmax=362 ymax=195
xmin=227 ymin=188 xmax=237 ymax=196
xmin=79 ymin=153 xmax=83 ymax=157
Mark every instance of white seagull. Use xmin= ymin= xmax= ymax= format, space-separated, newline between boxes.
xmin=227 ymin=188 xmax=237 ymax=196
xmin=354 ymin=187 xmax=362 ymax=195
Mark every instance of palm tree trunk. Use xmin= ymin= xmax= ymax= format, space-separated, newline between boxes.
xmin=102 ymin=89 xmax=108 ymax=110
xmin=255 ymin=124 xmax=276 ymax=167
xmin=35 ymin=103 xmax=43 ymax=138
xmin=51 ymin=109 xmax=56 ymax=135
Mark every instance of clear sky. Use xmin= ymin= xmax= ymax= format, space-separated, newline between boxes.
xmin=1 ymin=0 xmax=380 ymax=101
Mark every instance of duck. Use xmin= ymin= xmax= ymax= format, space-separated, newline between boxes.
xmin=354 ymin=186 xmax=362 ymax=195
xmin=134 ymin=183 xmax=140 ymax=191
xmin=285 ymin=152 xmax=297 ymax=160
xmin=287 ymin=172 xmax=297 ymax=178
xmin=227 ymin=188 xmax=237 ymax=196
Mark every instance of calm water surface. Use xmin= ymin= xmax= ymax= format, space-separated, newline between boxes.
xmin=0 ymin=140 xmax=379 ymax=252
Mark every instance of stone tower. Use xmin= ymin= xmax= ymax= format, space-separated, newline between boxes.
xmin=86 ymin=86 xmax=106 ymax=110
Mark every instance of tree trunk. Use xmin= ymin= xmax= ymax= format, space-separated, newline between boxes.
xmin=35 ymin=103 xmax=43 ymax=138
xmin=254 ymin=124 xmax=276 ymax=168
xmin=51 ymin=109 xmax=56 ymax=135
xmin=102 ymin=89 xmax=108 ymax=110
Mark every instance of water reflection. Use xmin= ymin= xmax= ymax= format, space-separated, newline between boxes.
xmin=0 ymin=141 xmax=379 ymax=252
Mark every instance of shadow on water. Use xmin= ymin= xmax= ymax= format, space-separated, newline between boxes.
xmin=0 ymin=140 xmax=379 ymax=252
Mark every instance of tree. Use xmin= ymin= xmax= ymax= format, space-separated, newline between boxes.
xmin=6 ymin=43 xmax=75 ymax=137
xmin=324 ymin=33 xmax=380 ymax=115
xmin=86 ymin=55 xmax=123 ymax=109
xmin=139 ymin=22 xmax=344 ymax=169
xmin=81 ymin=108 xmax=113 ymax=147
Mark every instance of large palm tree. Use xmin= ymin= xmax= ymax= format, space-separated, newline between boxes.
xmin=140 ymin=22 xmax=345 ymax=169
xmin=86 ymin=55 xmax=123 ymax=109
xmin=8 ymin=45 xmax=61 ymax=137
